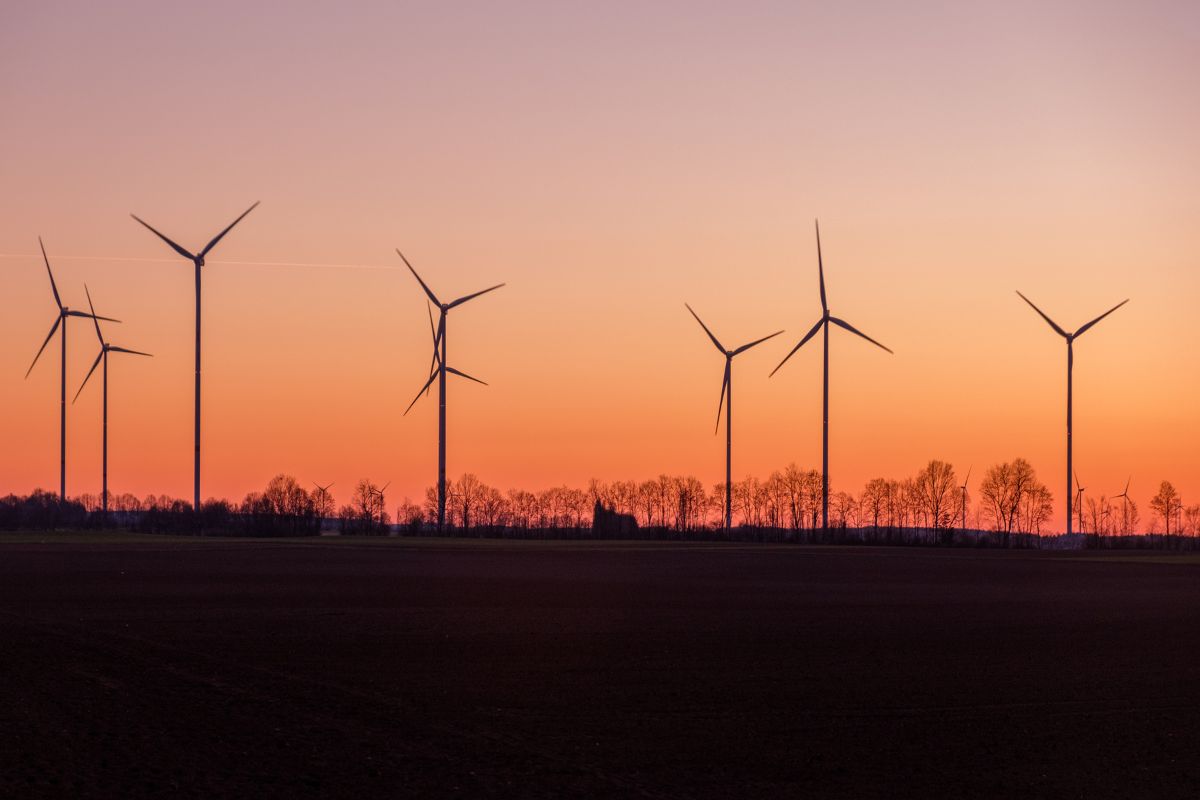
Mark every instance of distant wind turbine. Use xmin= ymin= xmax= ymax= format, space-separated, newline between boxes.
xmin=73 ymin=285 xmax=152 ymax=517
xmin=131 ymin=202 xmax=260 ymax=512
xmin=685 ymin=304 xmax=782 ymax=532
xmin=25 ymin=238 xmax=118 ymax=500
xmin=959 ymin=466 xmax=972 ymax=531
xmin=1074 ymin=470 xmax=1086 ymax=536
xmin=398 ymin=249 xmax=504 ymax=532
xmin=1114 ymin=477 xmax=1131 ymax=535
xmin=371 ymin=481 xmax=391 ymax=528
xmin=312 ymin=481 xmax=335 ymax=526
xmin=771 ymin=220 xmax=893 ymax=532
xmin=1016 ymin=291 xmax=1127 ymax=536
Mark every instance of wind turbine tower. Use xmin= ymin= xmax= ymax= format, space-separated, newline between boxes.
xmin=73 ymin=285 xmax=152 ymax=516
xmin=1016 ymin=291 xmax=1126 ymax=536
xmin=772 ymin=221 xmax=893 ymax=533
xmin=399 ymin=249 xmax=504 ymax=532
xmin=131 ymin=202 xmax=259 ymax=512
xmin=25 ymin=238 xmax=117 ymax=499
xmin=685 ymin=304 xmax=782 ymax=532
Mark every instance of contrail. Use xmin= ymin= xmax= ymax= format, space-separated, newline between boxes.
xmin=0 ymin=253 xmax=404 ymax=271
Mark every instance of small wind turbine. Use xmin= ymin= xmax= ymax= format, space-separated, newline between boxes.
xmin=371 ymin=481 xmax=391 ymax=528
xmin=73 ymin=285 xmax=152 ymax=517
xmin=312 ymin=482 xmax=335 ymax=521
xmin=25 ymin=238 xmax=119 ymax=500
xmin=131 ymin=202 xmax=259 ymax=511
xmin=1074 ymin=470 xmax=1086 ymax=536
xmin=685 ymin=304 xmax=782 ymax=532
xmin=398 ymin=249 xmax=504 ymax=532
xmin=959 ymin=466 xmax=972 ymax=531
xmin=1016 ymin=291 xmax=1127 ymax=536
xmin=771 ymin=220 xmax=893 ymax=532
xmin=1114 ymin=477 xmax=1131 ymax=535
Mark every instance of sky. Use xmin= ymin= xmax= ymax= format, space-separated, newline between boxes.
xmin=1 ymin=0 xmax=1197 ymax=530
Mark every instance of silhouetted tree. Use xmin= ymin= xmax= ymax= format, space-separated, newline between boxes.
xmin=1150 ymin=481 xmax=1181 ymax=536
xmin=980 ymin=458 xmax=1049 ymax=545
xmin=915 ymin=460 xmax=957 ymax=533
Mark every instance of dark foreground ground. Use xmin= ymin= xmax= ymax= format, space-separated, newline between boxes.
xmin=1 ymin=536 xmax=1198 ymax=799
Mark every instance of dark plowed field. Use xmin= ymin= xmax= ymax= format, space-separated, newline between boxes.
xmin=1 ymin=537 xmax=1197 ymax=798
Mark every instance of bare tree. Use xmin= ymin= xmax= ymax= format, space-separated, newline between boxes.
xmin=915 ymin=460 xmax=957 ymax=531
xmin=1150 ymin=481 xmax=1181 ymax=536
xmin=1184 ymin=505 xmax=1200 ymax=538
xmin=980 ymin=459 xmax=1050 ymax=543
xmin=861 ymin=478 xmax=888 ymax=532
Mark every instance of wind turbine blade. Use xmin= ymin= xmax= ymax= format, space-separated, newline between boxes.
xmin=25 ymin=317 xmax=62 ymax=378
xmin=199 ymin=201 xmax=260 ymax=258
xmin=39 ymin=237 xmax=62 ymax=309
xmin=84 ymin=284 xmax=104 ymax=345
xmin=770 ymin=318 xmax=824 ymax=377
xmin=829 ymin=316 xmax=893 ymax=354
xmin=430 ymin=317 xmax=446 ymax=393
xmin=685 ymin=303 xmax=725 ymax=353
xmin=1073 ymin=299 xmax=1129 ymax=339
xmin=815 ymin=219 xmax=827 ymax=313
xmin=963 ymin=465 xmax=972 ymax=487
xmin=425 ymin=302 xmax=442 ymax=380
xmin=109 ymin=346 xmax=153 ymax=357
xmin=130 ymin=214 xmax=196 ymax=260
xmin=396 ymin=249 xmax=441 ymax=306
xmin=404 ymin=371 xmax=439 ymax=415
xmin=1015 ymin=291 xmax=1068 ymax=338
xmin=446 ymin=366 xmax=488 ymax=385
xmin=1124 ymin=477 xmax=1131 ymax=495
xmin=381 ymin=482 xmax=391 ymax=492
xmin=715 ymin=361 xmax=730 ymax=434
xmin=67 ymin=310 xmax=121 ymax=323
xmin=426 ymin=301 xmax=439 ymax=344
xmin=448 ymin=283 xmax=505 ymax=309
xmin=732 ymin=330 xmax=785 ymax=355
xmin=73 ymin=350 xmax=105 ymax=403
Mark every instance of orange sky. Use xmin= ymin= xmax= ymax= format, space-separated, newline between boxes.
xmin=2 ymin=1 xmax=1198 ymax=530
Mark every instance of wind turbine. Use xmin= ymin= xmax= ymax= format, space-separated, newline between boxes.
xmin=398 ymin=249 xmax=504 ymax=532
xmin=370 ymin=481 xmax=390 ymax=529
xmin=25 ymin=238 xmax=119 ymax=500
xmin=130 ymin=202 xmax=260 ymax=512
xmin=1016 ymin=291 xmax=1127 ymax=536
xmin=311 ymin=481 xmax=335 ymax=529
xmin=685 ymin=304 xmax=782 ymax=532
xmin=959 ymin=466 xmax=972 ymax=531
xmin=73 ymin=285 xmax=152 ymax=517
xmin=771 ymin=220 xmax=893 ymax=532
xmin=1114 ymin=477 xmax=1131 ymax=535
xmin=1074 ymin=470 xmax=1086 ymax=536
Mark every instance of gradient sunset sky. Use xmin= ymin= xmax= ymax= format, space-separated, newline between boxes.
xmin=2 ymin=1 xmax=1197 ymax=529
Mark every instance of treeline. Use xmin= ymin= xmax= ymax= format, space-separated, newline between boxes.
xmin=3 ymin=462 xmax=1198 ymax=548
xmin=0 ymin=475 xmax=324 ymax=536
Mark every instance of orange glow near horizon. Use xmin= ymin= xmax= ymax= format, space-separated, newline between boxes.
xmin=2 ymin=2 xmax=1198 ymax=531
